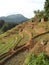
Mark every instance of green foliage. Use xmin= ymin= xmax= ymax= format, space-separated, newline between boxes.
xmin=44 ymin=0 xmax=49 ymax=18
xmin=24 ymin=53 xmax=49 ymax=65
xmin=0 ymin=34 xmax=22 ymax=55
xmin=0 ymin=20 xmax=5 ymax=28
xmin=2 ymin=22 xmax=18 ymax=32
xmin=34 ymin=0 xmax=49 ymax=22
xmin=0 ymin=31 xmax=29 ymax=56
xmin=34 ymin=10 xmax=46 ymax=22
xmin=0 ymin=21 xmax=18 ymax=34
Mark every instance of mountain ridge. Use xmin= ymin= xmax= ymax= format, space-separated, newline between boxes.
xmin=0 ymin=14 xmax=28 ymax=22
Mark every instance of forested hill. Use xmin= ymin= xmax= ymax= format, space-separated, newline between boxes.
xmin=0 ymin=14 xmax=28 ymax=22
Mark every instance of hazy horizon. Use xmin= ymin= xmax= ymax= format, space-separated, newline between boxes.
xmin=0 ymin=0 xmax=45 ymax=18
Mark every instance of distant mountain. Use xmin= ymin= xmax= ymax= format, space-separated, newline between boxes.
xmin=0 ymin=14 xmax=28 ymax=22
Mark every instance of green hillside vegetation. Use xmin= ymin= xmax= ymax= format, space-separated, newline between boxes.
xmin=24 ymin=52 xmax=49 ymax=65
xmin=0 ymin=20 xmax=18 ymax=34
xmin=0 ymin=34 xmax=22 ymax=55
xmin=0 ymin=30 xmax=29 ymax=56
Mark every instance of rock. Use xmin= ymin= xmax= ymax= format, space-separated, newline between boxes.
xmin=40 ymin=40 xmax=48 ymax=45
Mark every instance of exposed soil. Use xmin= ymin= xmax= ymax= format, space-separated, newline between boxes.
xmin=34 ymin=27 xmax=46 ymax=34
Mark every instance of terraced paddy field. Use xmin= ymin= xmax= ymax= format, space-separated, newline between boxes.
xmin=3 ymin=31 xmax=49 ymax=65
xmin=0 ymin=21 xmax=49 ymax=65
xmin=4 ymin=50 xmax=29 ymax=65
xmin=23 ymin=33 xmax=49 ymax=65
xmin=0 ymin=28 xmax=30 ymax=64
xmin=35 ymin=21 xmax=49 ymax=31
xmin=0 ymin=33 xmax=22 ymax=55
xmin=16 ymin=31 xmax=30 ymax=46
xmin=32 ymin=31 xmax=49 ymax=43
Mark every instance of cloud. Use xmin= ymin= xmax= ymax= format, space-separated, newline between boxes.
xmin=0 ymin=0 xmax=45 ymax=18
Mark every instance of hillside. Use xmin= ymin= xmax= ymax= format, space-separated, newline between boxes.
xmin=0 ymin=14 xmax=28 ymax=34
xmin=0 ymin=21 xmax=18 ymax=34
xmin=0 ymin=19 xmax=49 ymax=65
xmin=0 ymin=14 xmax=28 ymax=22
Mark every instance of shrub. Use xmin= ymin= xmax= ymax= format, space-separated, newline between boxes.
xmin=24 ymin=52 xmax=49 ymax=65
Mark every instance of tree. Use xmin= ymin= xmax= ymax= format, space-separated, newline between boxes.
xmin=34 ymin=10 xmax=45 ymax=22
xmin=34 ymin=10 xmax=41 ymax=22
xmin=34 ymin=9 xmax=48 ymax=22
xmin=44 ymin=0 xmax=49 ymax=18
xmin=34 ymin=10 xmax=40 ymax=16
xmin=0 ymin=20 xmax=5 ymax=28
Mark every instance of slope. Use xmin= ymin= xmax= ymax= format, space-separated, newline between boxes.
xmin=0 ymin=19 xmax=49 ymax=65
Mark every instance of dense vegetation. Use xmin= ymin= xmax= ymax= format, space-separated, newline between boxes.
xmin=0 ymin=20 xmax=18 ymax=34
xmin=44 ymin=0 xmax=49 ymax=19
xmin=33 ymin=0 xmax=49 ymax=22
xmin=24 ymin=53 xmax=49 ymax=65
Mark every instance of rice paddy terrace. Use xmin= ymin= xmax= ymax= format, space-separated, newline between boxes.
xmin=0 ymin=19 xmax=49 ymax=65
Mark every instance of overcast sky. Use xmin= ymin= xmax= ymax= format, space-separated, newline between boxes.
xmin=0 ymin=0 xmax=45 ymax=18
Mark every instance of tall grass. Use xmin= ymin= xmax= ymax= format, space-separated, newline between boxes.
xmin=24 ymin=52 xmax=49 ymax=65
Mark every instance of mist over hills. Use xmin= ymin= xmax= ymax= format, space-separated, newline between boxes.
xmin=0 ymin=14 xmax=28 ymax=22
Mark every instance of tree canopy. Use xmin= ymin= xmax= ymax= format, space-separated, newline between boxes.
xmin=44 ymin=0 xmax=49 ymax=18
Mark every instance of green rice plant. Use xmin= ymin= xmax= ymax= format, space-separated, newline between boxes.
xmin=18 ymin=32 xmax=29 ymax=45
xmin=0 ymin=34 xmax=22 ymax=55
